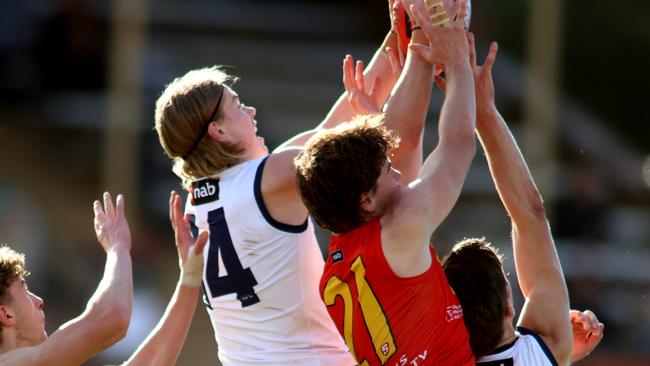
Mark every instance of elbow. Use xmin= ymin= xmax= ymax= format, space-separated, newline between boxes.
xmin=112 ymin=309 xmax=131 ymax=341
xmin=514 ymin=187 xmax=548 ymax=225
xmin=101 ymin=310 xmax=130 ymax=347
xmin=527 ymin=185 xmax=547 ymax=219
xmin=88 ymin=304 xmax=131 ymax=348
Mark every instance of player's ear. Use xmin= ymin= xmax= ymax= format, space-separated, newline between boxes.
xmin=207 ymin=122 xmax=228 ymax=142
xmin=0 ymin=305 xmax=16 ymax=327
xmin=359 ymin=191 xmax=376 ymax=213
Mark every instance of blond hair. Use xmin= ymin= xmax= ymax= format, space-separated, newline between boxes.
xmin=0 ymin=246 xmax=28 ymax=305
xmin=0 ymin=245 xmax=29 ymax=344
xmin=155 ymin=66 xmax=245 ymax=188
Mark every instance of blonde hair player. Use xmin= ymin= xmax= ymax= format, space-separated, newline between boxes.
xmin=153 ymin=1 xmax=420 ymax=365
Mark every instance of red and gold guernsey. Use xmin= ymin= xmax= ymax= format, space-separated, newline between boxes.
xmin=320 ymin=219 xmax=475 ymax=366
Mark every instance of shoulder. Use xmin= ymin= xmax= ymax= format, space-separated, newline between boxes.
xmin=0 ymin=347 xmax=39 ymax=366
xmin=260 ymin=149 xmax=309 ymax=224
xmin=381 ymin=186 xmax=435 ymax=247
xmin=264 ymin=148 xmax=302 ymax=184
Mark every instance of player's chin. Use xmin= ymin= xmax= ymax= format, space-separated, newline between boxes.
xmin=257 ymin=137 xmax=268 ymax=152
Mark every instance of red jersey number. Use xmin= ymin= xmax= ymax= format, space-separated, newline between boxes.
xmin=323 ymin=256 xmax=397 ymax=365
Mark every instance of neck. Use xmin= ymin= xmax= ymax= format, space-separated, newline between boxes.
xmin=0 ymin=331 xmax=18 ymax=354
xmin=496 ymin=324 xmax=517 ymax=349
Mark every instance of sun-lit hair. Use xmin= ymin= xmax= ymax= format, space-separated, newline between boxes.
xmin=295 ymin=114 xmax=399 ymax=233
xmin=0 ymin=245 xmax=29 ymax=344
xmin=155 ymin=66 xmax=245 ymax=188
xmin=442 ymin=238 xmax=509 ymax=357
xmin=0 ymin=246 xmax=28 ymax=305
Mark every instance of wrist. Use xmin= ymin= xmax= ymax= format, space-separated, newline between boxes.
xmin=444 ymin=57 xmax=471 ymax=74
xmin=409 ymin=28 xmax=428 ymax=44
xmin=477 ymin=102 xmax=497 ymax=118
xmin=180 ymin=244 xmax=204 ymax=288
xmin=107 ymin=244 xmax=131 ymax=256
xmin=181 ymin=270 xmax=203 ymax=288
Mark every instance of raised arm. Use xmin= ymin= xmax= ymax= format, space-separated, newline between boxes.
xmin=275 ymin=0 xmax=402 ymax=151
xmin=122 ymin=191 xmax=208 ymax=366
xmin=380 ymin=1 xmax=435 ymax=184
xmin=340 ymin=1 xmax=435 ymax=184
xmin=470 ymin=34 xmax=572 ymax=364
xmin=0 ymin=193 xmax=133 ymax=366
xmin=398 ymin=0 xmax=476 ymax=239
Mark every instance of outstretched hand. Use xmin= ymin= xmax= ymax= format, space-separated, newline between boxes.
xmin=407 ymin=0 xmax=470 ymax=68
xmin=467 ymin=32 xmax=498 ymax=112
xmin=343 ymin=55 xmax=382 ymax=115
xmin=169 ymin=191 xmax=208 ymax=287
xmin=570 ymin=309 xmax=604 ymax=363
xmin=433 ymin=32 xmax=498 ymax=111
xmin=93 ymin=192 xmax=132 ymax=253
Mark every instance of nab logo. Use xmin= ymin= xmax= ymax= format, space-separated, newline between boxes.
xmin=331 ymin=250 xmax=344 ymax=264
xmin=191 ymin=179 xmax=219 ymax=205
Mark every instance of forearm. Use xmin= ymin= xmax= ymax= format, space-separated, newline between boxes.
xmin=54 ymin=247 xmax=132 ymax=360
xmin=85 ymin=247 xmax=132 ymax=343
xmin=476 ymin=108 xmax=545 ymax=221
xmin=123 ymin=281 xmax=200 ymax=366
xmin=438 ymin=59 xmax=476 ymax=147
xmin=384 ymin=32 xmax=434 ymax=149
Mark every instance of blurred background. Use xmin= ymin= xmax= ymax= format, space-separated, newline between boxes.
xmin=0 ymin=0 xmax=648 ymax=364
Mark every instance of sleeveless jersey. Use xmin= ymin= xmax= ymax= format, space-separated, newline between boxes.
xmin=186 ymin=156 xmax=355 ymax=366
xmin=477 ymin=327 xmax=558 ymax=366
xmin=319 ymin=219 xmax=474 ymax=366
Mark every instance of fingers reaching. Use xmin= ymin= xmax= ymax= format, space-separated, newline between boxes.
xmin=115 ymin=194 xmax=125 ymax=219
xmin=93 ymin=192 xmax=131 ymax=252
xmin=93 ymin=200 xmax=105 ymax=221
xmin=467 ymin=32 xmax=477 ymax=68
xmin=103 ymin=191 xmax=115 ymax=218
xmin=195 ymin=231 xmax=209 ymax=255
xmin=451 ymin=0 xmax=467 ymax=29
xmin=355 ymin=60 xmax=365 ymax=92
xmin=342 ymin=55 xmax=355 ymax=92
xmin=484 ymin=42 xmax=498 ymax=71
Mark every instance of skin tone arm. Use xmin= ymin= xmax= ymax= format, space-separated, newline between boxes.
xmin=261 ymin=1 xmax=407 ymax=226
xmin=469 ymin=33 xmax=573 ymax=364
xmin=385 ymin=0 xmax=476 ymax=259
xmin=380 ymin=0 xmax=435 ymax=184
xmin=0 ymin=193 xmax=133 ymax=366
xmin=341 ymin=3 xmax=433 ymax=185
xmin=121 ymin=192 xmax=208 ymax=366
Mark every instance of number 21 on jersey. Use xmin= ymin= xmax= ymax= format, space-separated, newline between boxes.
xmin=323 ymin=256 xmax=397 ymax=365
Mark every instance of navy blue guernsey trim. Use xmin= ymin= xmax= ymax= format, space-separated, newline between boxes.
xmin=491 ymin=337 xmax=519 ymax=354
xmin=254 ymin=155 xmax=308 ymax=233
xmin=516 ymin=326 xmax=559 ymax=366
